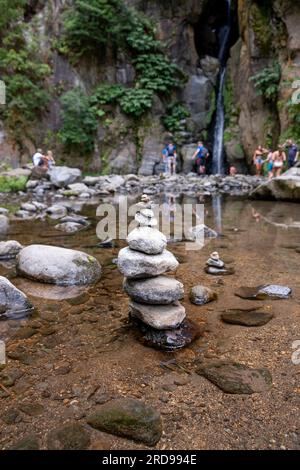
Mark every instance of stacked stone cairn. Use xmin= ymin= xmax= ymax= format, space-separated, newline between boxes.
xmin=205 ymin=251 xmax=235 ymax=276
xmin=118 ymin=195 xmax=199 ymax=350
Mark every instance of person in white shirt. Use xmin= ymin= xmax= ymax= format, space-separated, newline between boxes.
xmin=32 ymin=148 xmax=43 ymax=167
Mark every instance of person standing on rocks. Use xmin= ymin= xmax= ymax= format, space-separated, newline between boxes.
xmin=284 ymin=139 xmax=299 ymax=169
xmin=32 ymin=148 xmax=44 ymax=167
xmin=252 ymin=145 xmax=268 ymax=176
xmin=45 ymin=150 xmax=56 ymax=169
xmin=163 ymin=142 xmax=177 ymax=176
xmin=192 ymin=141 xmax=209 ymax=175
xmin=272 ymin=146 xmax=286 ymax=177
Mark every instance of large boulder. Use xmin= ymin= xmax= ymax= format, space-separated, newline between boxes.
xmin=0 ymin=215 xmax=9 ymax=233
xmin=48 ymin=166 xmax=82 ymax=188
xmin=251 ymin=167 xmax=300 ymax=201
xmin=139 ymin=136 xmax=163 ymax=176
xmin=0 ymin=276 xmax=34 ymax=320
xmin=181 ymin=144 xmax=197 ymax=174
xmin=182 ymin=73 xmax=214 ymax=134
xmin=16 ymin=245 xmax=101 ymax=286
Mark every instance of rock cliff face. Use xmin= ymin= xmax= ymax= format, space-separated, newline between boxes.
xmin=0 ymin=0 xmax=299 ymax=174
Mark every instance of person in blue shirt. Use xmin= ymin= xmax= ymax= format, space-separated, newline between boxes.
xmin=285 ymin=139 xmax=299 ymax=169
xmin=162 ymin=142 xmax=177 ymax=175
xmin=192 ymin=141 xmax=209 ymax=175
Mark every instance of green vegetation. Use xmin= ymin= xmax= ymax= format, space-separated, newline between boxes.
xmin=162 ymin=103 xmax=190 ymax=133
xmin=250 ymin=62 xmax=281 ymax=103
xmin=58 ymin=89 xmax=100 ymax=155
xmin=0 ymin=175 xmax=28 ymax=193
xmin=0 ymin=0 xmax=51 ymax=147
xmin=250 ymin=2 xmax=273 ymax=57
xmin=281 ymin=102 xmax=300 ymax=142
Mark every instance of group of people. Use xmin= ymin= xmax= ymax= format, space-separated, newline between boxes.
xmin=32 ymin=149 xmax=55 ymax=170
xmin=162 ymin=141 xmax=209 ymax=176
xmin=253 ymin=139 xmax=298 ymax=179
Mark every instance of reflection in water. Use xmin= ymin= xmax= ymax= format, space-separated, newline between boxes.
xmin=212 ymin=195 xmax=223 ymax=235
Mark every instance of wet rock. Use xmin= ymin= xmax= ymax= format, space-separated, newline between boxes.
xmin=47 ymin=423 xmax=90 ymax=450
xmin=46 ymin=205 xmax=68 ymax=220
xmin=118 ymin=247 xmax=178 ymax=279
xmin=19 ymin=403 xmax=45 ymax=417
xmin=67 ymin=182 xmax=90 ymax=194
xmin=17 ymin=245 xmax=102 ymax=286
xmin=13 ymin=326 xmax=37 ymax=340
xmin=0 ymin=276 xmax=34 ymax=320
xmin=206 ymin=252 xmax=225 ymax=269
xmin=0 ymin=368 xmax=23 ymax=387
xmin=1 ymin=407 xmax=22 ymax=424
xmin=135 ymin=318 xmax=203 ymax=351
xmin=87 ymin=398 xmax=162 ymax=446
xmin=197 ymin=361 xmax=273 ymax=394
xmin=205 ymin=266 xmax=235 ymax=276
xmin=189 ymin=285 xmax=217 ymax=305
xmin=20 ymin=202 xmax=37 ymax=212
xmin=0 ymin=207 xmax=9 ymax=215
xmin=130 ymin=301 xmax=186 ymax=330
xmin=0 ymin=240 xmax=23 ymax=259
xmin=221 ymin=308 xmax=274 ymax=326
xmin=124 ymin=276 xmax=184 ymax=305
xmin=0 ymin=214 xmax=9 ymax=233
xmin=10 ymin=434 xmax=40 ymax=450
xmin=60 ymin=215 xmax=89 ymax=226
xmin=48 ymin=166 xmax=82 ymax=188
xmin=127 ymin=227 xmax=167 ymax=255
xmin=235 ymin=285 xmax=292 ymax=300
xmin=55 ymin=222 xmax=84 ymax=233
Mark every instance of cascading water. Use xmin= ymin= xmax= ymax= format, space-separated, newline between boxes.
xmin=211 ymin=0 xmax=232 ymax=175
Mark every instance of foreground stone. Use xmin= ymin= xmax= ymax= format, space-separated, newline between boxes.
xmin=235 ymin=284 xmax=292 ymax=300
xmin=17 ymin=245 xmax=101 ymax=286
xmin=127 ymin=227 xmax=167 ymax=255
xmin=87 ymin=398 xmax=162 ymax=446
xmin=0 ymin=240 xmax=23 ymax=260
xmin=48 ymin=166 xmax=82 ymax=188
xmin=134 ymin=317 xmax=203 ymax=351
xmin=9 ymin=435 xmax=40 ymax=450
xmin=47 ymin=424 xmax=90 ymax=450
xmin=221 ymin=308 xmax=274 ymax=326
xmin=0 ymin=215 xmax=9 ymax=233
xmin=118 ymin=247 xmax=178 ymax=279
xmin=197 ymin=361 xmax=273 ymax=394
xmin=130 ymin=301 xmax=186 ymax=330
xmin=0 ymin=276 xmax=34 ymax=320
xmin=189 ymin=285 xmax=217 ymax=305
xmin=124 ymin=276 xmax=184 ymax=304
xmin=251 ymin=167 xmax=300 ymax=201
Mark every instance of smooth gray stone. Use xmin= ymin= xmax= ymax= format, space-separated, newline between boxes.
xmin=130 ymin=301 xmax=186 ymax=330
xmin=17 ymin=245 xmax=101 ymax=286
xmin=127 ymin=227 xmax=167 ymax=255
xmin=124 ymin=276 xmax=184 ymax=305
xmin=189 ymin=285 xmax=217 ymax=305
xmin=0 ymin=275 xmax=34 ymax=320
xmin=118 ymin=247 xmax=178 ymax=279
xmin=0 ymin=240 xmax=23 ymax=260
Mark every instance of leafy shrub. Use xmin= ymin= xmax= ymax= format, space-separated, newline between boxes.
xmin=58 ymin=89 xmax=99 ymax=155
xmin=0 ymin=175 xmax=28 ymax=193
xmin=135 ymin=54 xmax=184 ymax=92
xmin=250 ymin=62 xmax=281 ymax=103
xmin=163 ymin=103 xmax=190 ymax=133
xmin=90 ymin=84 xmax=125 ymax=106
xmin=119 ymin=88 xmax=153 ymax=117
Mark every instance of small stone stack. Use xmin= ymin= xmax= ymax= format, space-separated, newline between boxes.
xmin=118 ymin=195 xmax=192 ymax=347
xmin=205 ymin=251 xmax=235 ymax=276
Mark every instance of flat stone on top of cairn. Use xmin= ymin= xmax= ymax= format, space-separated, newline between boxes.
xmin=117 ymin=194 xmax=200 ymax=350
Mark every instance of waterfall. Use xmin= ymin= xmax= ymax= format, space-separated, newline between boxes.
xmin=212 ymin=0 xmax=232 ymax=175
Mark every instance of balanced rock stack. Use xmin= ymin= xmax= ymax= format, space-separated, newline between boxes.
xmin=118 ymin=195 xmax=199 ymax=350
xmin=205 ymin=251 xmax=234 ymax=276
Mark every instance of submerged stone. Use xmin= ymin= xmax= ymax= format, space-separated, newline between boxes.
xmin=118 ymin=247 xmax=178 ymax=279
xmin=205 ymin=266 xmax=235 ymax=276
xmin=0 ymin=276 xmax=34 ymax=320
xmin=235 ymin=284 xmax=292 ymax=300
xmin=130 ymin=301 xmax=186 ymax=330
xmin=134 ymin=318 xmax=203 ymax=351
xmin=221 ymin=308 xmax=274 ymax=326
xmin=124 ymin=276 xmax=184 ymax=305
xmin=0 ymin=240 xmax=23 ymax=260
xmin=47 ymin=424 xmax=90 ymax=450
xmin=189 ymin=285 xmax=217 ymax=305
xmin=197 ymin=361 xmax=273 ymax=394
xmin=87 ymin=398 xmax=162 ymax=446
xmin=17 ymin=245 xmax=102 ymax=286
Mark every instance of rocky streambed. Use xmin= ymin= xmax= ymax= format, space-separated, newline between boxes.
xmin=0 ymin=178 xmax=300 ymax=450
